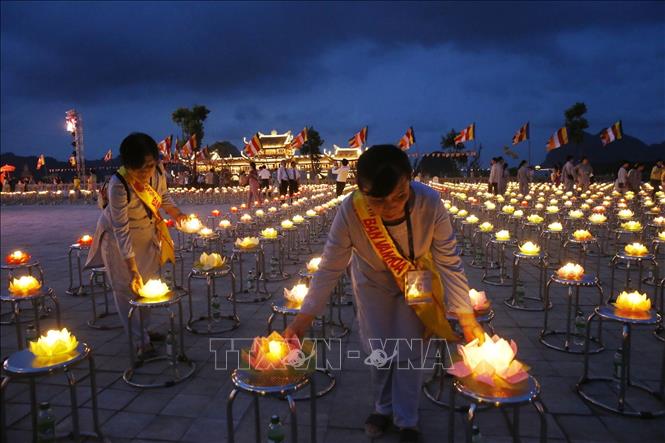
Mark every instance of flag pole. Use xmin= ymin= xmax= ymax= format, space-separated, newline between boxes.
xmin=528 ymin=139 xmax=532 ymax=166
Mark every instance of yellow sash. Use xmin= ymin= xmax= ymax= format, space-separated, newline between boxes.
xmin=118 ymin=167 xmax=175 ymax=265
xmin=352 ymin=191 xmax=455 ymax=340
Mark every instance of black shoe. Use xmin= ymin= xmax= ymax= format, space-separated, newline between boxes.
xmin=399 ymin=428 xmax=420 ymax=443
xmin=364 ymin=413 xmax=392 ymax=438
xmin=148 ymin=331 xmax=166 ymax=342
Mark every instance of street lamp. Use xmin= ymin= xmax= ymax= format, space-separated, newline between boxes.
xmin=65 ymin=109 xmax=85 ymax=181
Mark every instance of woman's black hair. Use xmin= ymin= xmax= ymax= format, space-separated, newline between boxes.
xmin=341 ymin=158 xmax=349 ymax=166
xmin=518 ymin=160 xmax=527 ymax=168
xmin=250 ymin=161 xmax=257 ymax=170
xmin=119 ymin=133 xmax=159 ymax=169
xmin=356 ymin=144 xmax=412 ymax=198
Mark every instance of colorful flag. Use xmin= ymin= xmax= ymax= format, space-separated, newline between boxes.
xmin=348 ymin=126 xmax=368 ymax=149
xmin=398 ymin=127 xmax=416 ymax=150
xmin=36 ymin=154 xmax=45 ymax=170
xmin=103 ymin=149 xmax=112 ymax=162
xmin=244 ymin=133 xmax=263 ymax=157
xmin=195 ymin=146 xmax=208 ymax=162
xmin=546 ymin=127 xmax=569 ymax=151
xmin=600 ymin=121 xmax=623 ymax=146
xmin=454 ymin=123 xmax=475 ymax=145
xmin=290 ymin=128 xmax=308 ymax=149
xmin=181 ymin=134 xmax=196 ymax=158
xmin=158 ymin=135 xmax=172 ymax=158
xmin=512 ymin=122 xmax=529 ymax=145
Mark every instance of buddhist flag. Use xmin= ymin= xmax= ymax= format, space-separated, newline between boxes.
xmin=454 ymin=123 xmax=475 ymax=145
xmin=36 ymin=154 xmax=45 ymax=170
xmin=398 ymin=127 xmax=416 ymax=150
xmin=348 ymin=126 xmax=368 ymax=149
xmin=546 ymin=127 xmax=569 ymax=151
xmin=290 ymin=128 xmax=308 ymax=150
xmin=103 ymin=149 xmax=113 ymax=162
xmin=512 ymin=122 xmax=529 ymax=145
xmin=244 ymin=133 xmax=262 ymax=157
xmin=600 ymin=121 xmax=623 ymax=146
xmin=195 ymin=146 xmax=209 ymax=162
xmin=181 ymin=134 xmax=196 ymax=158
xmin=158 ymin=135 xmax=173 ymax=158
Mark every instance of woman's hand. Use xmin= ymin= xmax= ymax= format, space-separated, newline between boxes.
xmin=284 ymin=313 xmax=315 ymax=340
xmin=174 ymin=212 xmax=188 ymax=227
xmin=130 ymin=270 xmax=144 ymax=295
xmin=457 ymin=313 xmax=485 ymax=343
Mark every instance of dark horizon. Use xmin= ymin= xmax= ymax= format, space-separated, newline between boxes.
xmin=2 ymin=1 xmax=664 ymax=166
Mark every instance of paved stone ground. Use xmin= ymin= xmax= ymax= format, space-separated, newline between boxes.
xmin=1 ymin=201 xmax=664 ymax=443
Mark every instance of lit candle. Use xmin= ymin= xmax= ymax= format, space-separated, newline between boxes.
xmin=527 ymin=214 xmax=543 ymax=224
xmin=306 ymin=209 xmax=317 ymax=217
xmin=29 ymin=328 xmax=79 ymax=357
xmin=281 ymin=220 xmax=294 ymax=229
xmin=261 ymin=228 xmax=278 ymax=239
xmin=78 ymin=234 xmax=93 ymax=247
xmin=230 ymin=206 xmax=238 ymax=213
xmin=614 ymin=290 xmax=651 ymax=313
xmin=6 ymin=250 xmax=30 ymax=265
xmin=457 ymin=209 xmax=468 ymax=218
xmin=468 ymin=289 xmax=490 ymax=311
xmin=557 ymin=263 xmax=585 ymax=280
xmin=198 ymin=252 xmax=225 ymax=270
xmin=268 ymin=206 xmax=278 ymax=213
xmin=479 ymin=222 xmax=494 ymax=232
xmin=573 ymin=229 xmax=593 ymax=241
xmin=588 ymin=213 xmax=606 ymax=224
xmin=138 ymin=279 xmax=170 ymax=299
xmin=211 ymin=209 xmax=221 ymax=217
xmin=240 ymin=214 xmax=252 ymax=223
xmin=653 ymin=216 xmax=665 ymax=226
xmin=247 ymin=331 xmax=297 ymax=371
xmin=617 ymin=209 xmax=633 ymax=220
xmin=546 ymin=205 xmax=559 ymax=214
xmin=465 ymin=215 xmax=479 ymax=224
xmin=621 ymin=220 xmax=642 ymax=232
xmin=512 ymin=210 xmax=523 ymax=218
xmin=255 ymin=209 xmax=265 ymax=217
xmin=180 ymin=216 xmax=203 ymax=234
xmin=9 ymin=275 xmax=41 ymax=296
xmin=548 ymin=222 xmax=563 ymax=232
xmin=495 ymin=230 xmax=510 ymax=241
xmin=624 ymin=242 xmax=648 ymax=256
xmin=284 ymin=283 xmax=309 ymax=307
xmin=568 ymin=209 xmax=583 ymax=219
xmin=449 ymin=206 xmax=459 ymax=214
xmin=519 ymin=241 xmax=540 ymax=255
xmin=502 ymin=205 xmax=515 ymax=214
xmin=218 ymin=219 xmax=231 ymax=229
xmin=659 ymin=231 xmax=665 ymax=241
xmin=292 ymin=215 xmax=305 ymax=224
xmin=235 ymin=237 xmax=260 ymax=249
xmin=307 ymin=257 xmax=322 ymax=273
xmin=198 ymin=227 xmax=214 ymax=237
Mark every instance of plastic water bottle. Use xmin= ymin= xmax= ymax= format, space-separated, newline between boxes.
xmin=514 ymin=283 xmax=525 ymax=305
xmin=574 ymin=311 xmax=586 ymax=346
xmin=165 ymin=331 xmax=175 ymax=359
xmin=267 ymin=415 xmax=285 ymax=442
xmin=471 ymin=425 xmax=482 ymax=443
xmin=25 ymin=323 xmax=38 ymax=348
xmin=37 ymin=402 xmax=55 ymax=443
xmin=211 ymin=294 xmax=221 ymax=321
xmin=613 ymin=348 xmax=623 ymax=380
xmin=247 ymin=269 xmax=255 ymax=291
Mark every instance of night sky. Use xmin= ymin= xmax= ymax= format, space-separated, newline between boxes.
xmin=2 ymin=1 xmax=664 ymax=165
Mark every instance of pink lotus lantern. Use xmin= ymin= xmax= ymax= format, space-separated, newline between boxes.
xmin=78 ymin=234 xmax=93 ymax=247
xmin=6 ymin=250 xmax=31 ymax=265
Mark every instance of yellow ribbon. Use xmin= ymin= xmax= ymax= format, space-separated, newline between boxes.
xmin=117 ymin=167 xmax=175 ymax=265
xmin=352 ymin=191 xmax=455 ymax=339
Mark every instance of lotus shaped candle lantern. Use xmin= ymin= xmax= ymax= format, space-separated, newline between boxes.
xmin=281 ymin=220 xmax=294 ymax=229
xmin=557 ymin=263 xmax=585 ymax=280
xmin=238 ymin=214 xmax=251 ymax=223
xmin=469 ymin=289 xmax=490 ymax=311
xmin=292 ymin=215 xmax=305 ymax=224
xmin=502 ymin=205 xmax=515 ymax=214
xmin=549 ymin=199 xmax=558 ymax=205
xmin=449 ymin=206 xmax=460 ymax=215
xmin=9 ymin=275 xmax=41 ymax=296
xmin=29 ymin=328 xmax=79 ymax=358
xmin=240 ymin=203 xmax=247 ymax=209
xmin=512 ymin=210 xmax=524 ymax=218
xmin=520 ymin=200 xmax=529 ymax=208
xmin=254 ymin=209 xmax=265 ymax=218
xmin=137 ymin=279 xmax=170 ymax=299
xmin=306 ymin=209 xmax=317 ymax=217
xmin=624 ymin=242 xmax=648 ymax=256
xmin=573 ymin=230 xmax=593 ymax=241
xmin=479 ymin=222 xmax=494 ymax=232
xmin=230 ymin=206 xmax=238 ymax=213
xmin=447 ymin=333 xmax=529 ymax=386
xmin=535 ymin=203 xmax=544 ymax=210
xmin=284 ymin=283 xmax=309 ymax=307
xmin=495 ymin=230 xmax=510 ymax=241
xmin=653 ymin=216 xmax=665 ymax=226
xmin=659 ymin=231 xmax=665 ymax=241
xmin=78 ymin=234 xmax=93 ymax=247
xmin=281 ymin=203 xmax=290 ymax=209
xmin=6 ymin=250 xmax=30 ymax=265
xmin=218 ymin=219 xmax=231 ymax=229
xmin=546 ymin=205 xmax=559 ymax=214
xmin=568 ymin=209 xmax=583 ymax=219
xmin=180 ymin=216 xmax=203 ymax=234
xmin=211 ymin=209 xmax=221 ymax=217
xmin=465 ymin=215 xmax=479 ymax=224
xmin=443 ymin=202 xmax=451 ymax=209
xmin=197 ymin=252 xmax=226 ymax=270
xmin=519 ymin=241 xmax=541 ymax=255
xmin=198 ymin=227 xmax=214 ymax=237
xmin=564 ymin=200 xmax=573 ymax=208
xmin=527 ymin=214 xmax=544 ymax=224
xmin=307 ymin=257 xmax=322 ymax=273
xmin=547 ymin=222 xmax=563 ymax=232
xmin=261 ymin=228 xmax=278 ymax=239
xmin=235 ymin=237 xmax=260 ymax=250
xmin=621 ymin=220 xmax=642 ymax=232
xmin=457 ymin=209 xmax=468 ymax=218
xmin=588 ymin=213 xmax=607 ymax=224
xmin=244 ymin=331 xmax=302 ymax=371
xmin=613 ymin=290 xmax=651 ymax=313
xmin=592 ymin=205 xmax=606 ymax=214
xmin=268 ymin=206 xmax=278 ymax=213
xmin=617 ymin=209 xmax=633 ymax=220
xmin=484 ymin=201 xmax=496 ymax=210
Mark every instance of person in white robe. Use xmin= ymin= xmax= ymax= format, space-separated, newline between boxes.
xmin=562 ymin=156 xmax=576 ymax=192
xmin=614 ymin=161 xmax=630 ymax=193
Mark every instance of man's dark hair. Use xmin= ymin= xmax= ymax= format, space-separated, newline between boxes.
xmin=119 ymin=133 xmax=159 ymax=169
xmin=566 ymin=155 xmax=573 ymax=161
xmin=356 ymin=144 xmax=412 ymax=198
xmin=581 ymin=156 xmax=588 ymax=161
xmin=341 ymin=158 xmax=349 ymax=166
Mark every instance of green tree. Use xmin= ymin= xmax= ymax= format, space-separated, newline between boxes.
xmin=441 ymin=128 xmax=465 ymax=151
xmin=171 ymin=105 xmax=211 ymax=147
xmin=564 ymin=102 xmax=589 ymax=145
xmin=299 ymin=126 xmax=324 ymax=179
xmin=209 ymin=141 xmax=241 ymax=157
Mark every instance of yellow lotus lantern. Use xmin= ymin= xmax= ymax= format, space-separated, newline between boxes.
xmin=29 ymin=328 xmax=79 ymax=357
xmin=306 ymin=209 xmax=317 ymax=217
xmin=447 ymin=333 xmax=529 ymax=386
xmin=240 ymin=214 xmax=252 ymax=223
xmin=218 ymin=219 xmax=231 ymax=229
xmin=468 ymin=289 xmax=490 ymax=312
xmin=198 ymin=227 xmax=214 ymax=237
xmin=449 ymin=206 xmax=459 ymax=215
xmin=284 ymin=283 xmax=309 ymax=307
xmin=621 ymin=220 xmax=642 ymax=232
xmin=138 ymin=279 xmax=170 ymax=299
xmin=307 ymin=257 xmax=322 ymax=273
xmin=568 ymin=209 xmax=583 ymax=219
xmin=281 ymin=203 xmax=290 ymax=209
xmin=519 ymin=241 xmax=540 ymax=256
xmin=512 ymin=210 xmax=524 ymax=218
xmin=527 ymin=214 xmax=543 ymax=224
xmin=457 ymin=209 xmax=468 ymax=218
xmin=484 ymin=201 xmax=496 ymax=210
xmin=546 ymin=205 xmax=559 ymax=214
xmin=588 ymin=213 xmax=607 ymax=224
xmin=502 ymin=205 xmax=515 ymax=214
xmin=235 ymin=237 xmax=260 ymax=250
xmin=557 ymin=263 xmax=585 ymax=280
xmin=6 ymin=250 xmax=31 ymax=265
xmin=547 ymin=222 xmax=563 ymax=232
xmin=268 ymin=206 xmax=278 ymax=213
xmin=495 ymin=230 xmax=510 ymax=241
xmin=465 ymin=215 xmax=479 ymax=224
xmin=292 ymin=215 xmax=305 ymax=224
xmin=614 ymin=290 xmax=651 ymax=314
xmin=624 ymin=242 xmax=648 ymax=256
xmin=261 ymin=228 xmax=278 ymax=239
xmin=180 ymin=216 xmax=203 ymax=234
xmin=9 ymin=275 xmax=42 ymax=296
xmin=197 ymin=252 xmax=226 ymax=270
xmin=652 ymin=216 xmax=665 ymax=226
xmin=659 ymin=231 xmax=665 ymax=241
xmin=255 ymin=209 xmax=265 ymax=217
xmin=617 ymin=209 xmax=634 ymax=220
xmin=535 ymin=203 xmax=544 ymax=210
xmin=573 ymin=230 xmax=593 ymax=241
xmin=244 ymin=331 xmax=301 ymax=371
xmin=479 ymin=222 xmax=493 ymax=232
